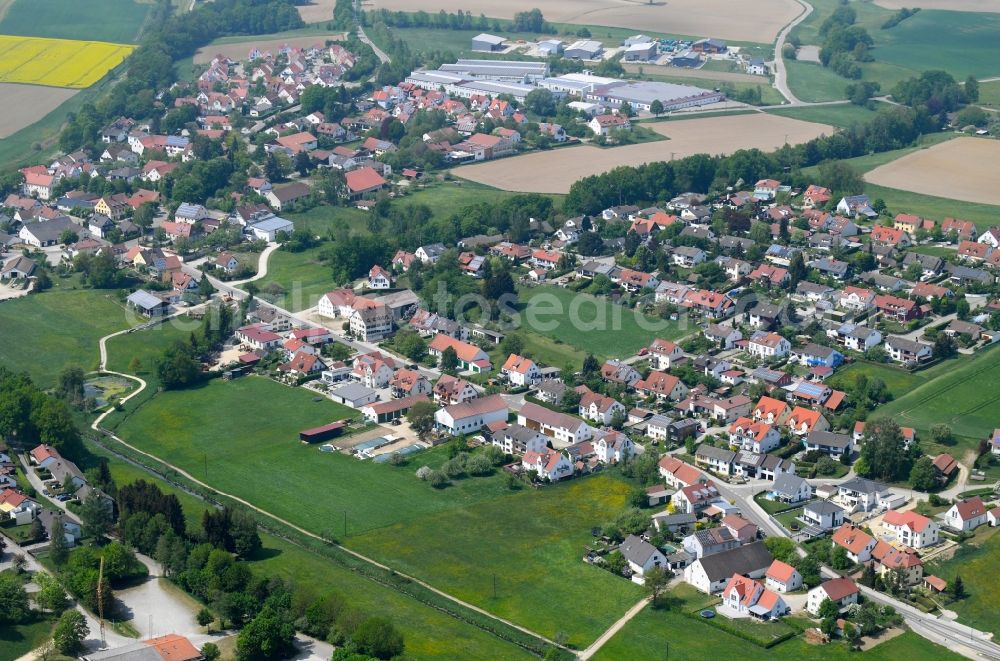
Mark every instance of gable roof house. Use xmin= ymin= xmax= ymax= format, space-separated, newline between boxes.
xmin=944 ymin=496 xmax=988 ymax=532
xmin=518 ymin=402 xmax=594 ymax=445
xmin=435 ymin=394 xmax=508 ymax=436
xmin=832 ymin=523 xmax=877 ymax=563
xmin=684 ymin=541 xmax=774 ymax=594
xmin=428 ymin=334 xmax=492 ymax=373
xmin=807 ymin=578 xmax=859 ymax=615
xmin=619 ymin=534 xmax=668 ymax=580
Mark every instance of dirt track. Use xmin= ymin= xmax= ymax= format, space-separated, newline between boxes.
xmin=364 ymin=0 xmax=801 ymax=43
xmin=0 ymin=83 xmax=78 ymax=138
xmin=864 ymin=137 xmax=1000 ymax=206
xmin=455 ymin=113 xmax=833 ymax=194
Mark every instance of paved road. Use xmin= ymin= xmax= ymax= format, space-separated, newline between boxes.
xmin=772 ymin=0 xmax=814 ymax=105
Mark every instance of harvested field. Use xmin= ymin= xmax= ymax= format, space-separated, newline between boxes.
xmin=296 ymin=0 xmax=337 ymax=23
xmin=874 ymin=0 xmax=1000 ymax=11
xmin=0 ymin=83 xmax=77 ymax=138
xmin=864 ymin=137 xmax=1000 ymax=206
xmin=456 ymin=113 xmax=833 ymax=194
xmin=193 ymin=33 xmax=345 ymax=64
xmin=365 ymin=0 xmax=802 ymax=43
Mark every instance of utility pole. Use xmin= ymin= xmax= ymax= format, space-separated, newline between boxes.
xmin=344 ymin=510 xmax=347 ymax=537
xmin=492 ymin=573 xmax=497 ymax=599
xmin=97 ymin=556 xmax=106 ymax=647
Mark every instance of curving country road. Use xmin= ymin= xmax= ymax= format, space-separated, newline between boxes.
xmin=772 ymin=0 xmax=814 ymax=105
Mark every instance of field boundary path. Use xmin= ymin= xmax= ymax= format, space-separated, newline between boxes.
xmin=772 ymin=0 xmax=813 ymax=105
xmin=90 ymin=310 xmax=573 ymax=657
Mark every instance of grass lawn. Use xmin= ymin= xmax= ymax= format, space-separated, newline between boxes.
xmin=753 ymin=491 xmax=802 ymax=515
xmin=875 ymin=346 xmax=1000 ymax=455
xmin=826 ymin=360 xmax=930 ymax=400
xmin=348 ymin=473 xmax=643 ymax=648
xmin=253 ymin=245 xmax=334 ymax=312
xmin=639 ymin=72 xmax=785 ymax=106
xmin=0 ymin=616 xmax=56 ymax=661
xmin=0 ymin=280 xmax=134 ymax=387
xmin=113 ymin=376 xmax=644 ymax=646
xmin=909 ymin=245 xmax=957 ymax=258
xmin=594 ymin=585 xmax=964 ymax=660
xmin=113 ymin=377 xmax=513 ymax=536
xmin=83 ymin=441 xmax=534 ymax=660
xmin=285 ymin=204 xmax=372 ymax=238
xmin=765 ymin=102 xmax=886 ymax=129
xmin=514 ymin=284 xmax=688 ymax=361
xmin=784 ymin=59 xmax=850 ymax=103
xmin=979 ymin=80 xmax=1000 ymax=109
xmin=784 ymin=0 xmax=1000 ymax=103
xmin=926 ymin=526 xmax=1000 ymax=636
xmin=863 ymin=184 xmax=1000 ymax=232
xmin=0 ymin=0 xmax=150 ymax=43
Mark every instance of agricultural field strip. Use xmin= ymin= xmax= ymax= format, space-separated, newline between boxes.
xmin=0 ymin=35 xmax=133 ymax=88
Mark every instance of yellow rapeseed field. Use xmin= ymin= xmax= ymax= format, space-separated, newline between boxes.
xmin=0 ymin=35 xmax=133 ymax=88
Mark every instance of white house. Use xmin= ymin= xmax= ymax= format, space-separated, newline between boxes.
xmin=648 ymin=338 xmax=684 ymax=370
xmin=721 ymin=574 xmax=788 ymax=619
xmin=492 ymin=423 xmax=548 ymax=456
xmin=521 ymin=449 xmax=573 ymax=482
xmin=578 ymin=389 xmax=626 ymax=425
xmin=517 ymin=402 xmax=594 ymax=445
xmin=807 ymin=578 xmax=859 ymax=615
xmin=594 ymin=430 xmax=633 ymax=464
xmin=770 ymin=473 xmax=812 ymax=504
xmin=764 ymin=560 xmax=802 ymax=593
xmin=728 ymin=417 xmax=781 ymax=454
xmin=747 ymin=332 xmax=790 ymax=359
xmin=831 ymin=524 xmax=877 ymax=563
xmin=684 ymin=542 xmax=774 ymax=594
xmin=500 ymin=354 xmax=541 ymax=387
xmin=619 ymin=534 xmax=667 ymax=580
xmin=944 ymin=496 xmax=988 ymax=532
xmin=434 ymin=394 xmax=508 ymax=436
xmin=368 ymin=265 xmax=393 ymax=289
xmin=801 ymin=500 xmax=844 ymax=531
xmin=881 ymin=509 xmax=939 ymax=549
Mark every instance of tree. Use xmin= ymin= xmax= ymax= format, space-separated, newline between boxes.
xmin=581 ymin=353 xmax=600 ymax=377
xmin=295 ymin=150 xmax=312 ymax=177
xmin=763 ymin=536 xmax=797 ymax=563
xmin=407 ymin=400 xmax=437 ymax=441
xmin=955 ymin=297 xmax=970 ymax=320
xmin=134 ymin=202 xmax=156 ymax=231
xmin=794 ymin=554 xmax=821 ymax=587
xmin=645 ymin=566 xmax=672 ymax=607
xmin=235 ymin=606 xmax=296 ymax=661
xmin=858 ymin=418 xmax=907 ymax=481
xmin=0 ymin=572 xmax=30 ymax=623
xmin=930 ymin=423 xmax=954 ymax=446
xmin=197 ymin=607 xmax=214 ymax=629
xmin=201 ymin=643 xmax=221 ymax=661
xmin=81 ymin=492 xmax=113 ymax=542
xmin=198 ymin=275 xmax=215 ymax=297
xmin=817 ymin=596 xmax=841 ymax=622
xmin=909 ymin=456 xmax=938 ymax=491
xmin=831 ymin=544 xmax=851 ymax=570
xmin=56 ymin=366 xmax=86 ymax=409
xmin=53 ymin=610 xmax=89 ymax=656
xmin=524 ymin=88 xmax=556 ymax=116
xmin=351 ymin=616 xmax=405 ymax=660
xmin=934 ymin=333 xmax=957 ymax=359
xmin=49 ymin=516 xmax=69 ymax=565
xmin=649 ymin=99 xmax=664 ymax=117
xmin=965 ymin=75 xmax=980 ymax=102
xmin=439 ymin=346 xmax=459 ymax=374
xmin=951 ymin=574 xmax=965 ymax=599
xmin=60 ymin=229 xmax=79 ymax=245
xmin=35 ymin=573 xmax=69 ymax=613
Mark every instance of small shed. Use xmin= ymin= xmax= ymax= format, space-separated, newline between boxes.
xmin=471 ymin=33 xmax=505 ymax=52
xmin=299 ymin=420 xmax=348 ymax=443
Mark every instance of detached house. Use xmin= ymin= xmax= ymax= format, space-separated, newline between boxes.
xmin=501 ymin=354 xmax=541 ymax=386
xmin=765 ymin=560 xmax=802 ymax=593
xmin=728 ymin=417 xmax=781 ymax=454
xmin=434 ymin=394 xmax=508 ymax=435
xmin=518 ymin=402 xmax=594 ymax=445
xmin=428 ymin=334 xmax=492 ymax=373
xmin=577 ymin=387 xmax=626 ymax=425
xmin=807 ymin=578 xmax=859 ymax=615
xmin=882 ymin=509 xmax=939 ymax=549
xmin=748 ymin=332 xmax=790 ymax=359
xmin=619 ymin=534 xmax=667 ymax=580
xmin=522 ymin=449 xmax=573 ymax=482
xmin=832 ymin=524 xmax=877 ymax=563
xmin=944 ymin=496 xmax=988 ymax=532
